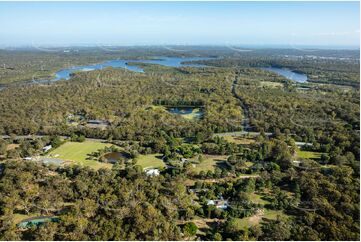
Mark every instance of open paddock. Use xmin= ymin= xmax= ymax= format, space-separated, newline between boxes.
xmin=44 ymin=141 xmax=115 ymax=170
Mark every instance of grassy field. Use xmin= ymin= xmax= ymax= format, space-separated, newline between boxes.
xmin=249 ymin=193 xmax=270 ymax=205
xmin=259 ymin=81 xmax=284 ymax=88
xmin=191 ymin=155 xmax=228 ymax=173
xmin=236 ymin=209 xmax=287 ymax=229
xmin=296 ymin=150 xmax=323 ymax=159
xmin=135 ymin=153 xmax=166 ymax=169
xmin=45 ymin=141 xmax=114 ymax=169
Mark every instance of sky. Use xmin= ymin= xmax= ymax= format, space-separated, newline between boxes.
xmin=0 ymin=1 xmax=359 ymax=48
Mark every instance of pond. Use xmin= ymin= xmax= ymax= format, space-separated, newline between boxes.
xmin=167 ymin=107 xmax=204 ymax=120
xmin=17 ymin=216 xmax=59 ymax=229
xmin=103 ymin=152 xmax=129 ymax=163
xmin=261 ymin=67 xmax=308 ymax=83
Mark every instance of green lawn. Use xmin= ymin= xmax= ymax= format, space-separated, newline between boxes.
xmin=135 ymin=154 xmax=166 ymax=169
xmin=297 ymin=150 xmax=323 ymax=159
xmin=191 ymin=155 xmax=228 ymax=173
xmin=45 ymin=141 xmax=114 ymax=169
xmin=249 ymin=193 xmax=270 ymax=205
xmin=263 ymin=210 xmax=288 ymax=220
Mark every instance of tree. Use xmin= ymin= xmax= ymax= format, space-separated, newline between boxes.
xmin=183 ymin=222 xmax=198 ymax=237
xmin=213 ymin=232 xmax=222 ymax=241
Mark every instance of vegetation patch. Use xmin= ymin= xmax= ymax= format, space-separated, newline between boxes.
xmin=222 ymin=136 xmax=256 ymax=145
xmin=259 ymin=81 xmax=284 ymax=88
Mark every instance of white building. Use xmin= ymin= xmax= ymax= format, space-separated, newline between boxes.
xmin=42 ymin=145 xmax=52 ymax=152
xmin=145 ymin=168 xmax=160 ymax=176
xmin=207 ymin=199 xmax=229 ymax=210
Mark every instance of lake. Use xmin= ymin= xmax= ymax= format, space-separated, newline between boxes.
xmin=0 ymin=57 xmax=210 ymax=90
xmin=261 ymin=67 xmax=308 ymax=83
xmin=44 ymin=57 xmax=211 ymax=83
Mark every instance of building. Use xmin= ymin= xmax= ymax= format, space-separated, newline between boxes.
xmin=145 ymin=168 xmax=160 ymax=176
xmin=42 ymin=145 xmax=52 ymax=152
xmin=207 ymin=197 xmax=229 ymax=210
xmin=86 ymin=120 xmax=110 ymax=129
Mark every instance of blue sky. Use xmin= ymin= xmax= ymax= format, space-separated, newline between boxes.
xmin=0 ymin=1 xmax=359 ymax=47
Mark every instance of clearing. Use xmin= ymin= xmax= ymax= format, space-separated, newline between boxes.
xmin=191 ymin=155 xmax=228 ymax=173
xmin=135 ymin=153 xmax=166 ymax=169
xmin=45 ymin=141 xmax=114 ymax=169
xmin=296 ymin=149 xmax=323 ymax=160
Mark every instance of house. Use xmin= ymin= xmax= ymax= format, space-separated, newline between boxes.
xmin=207 ymin=196 xmax=229 ymax=210
xmin=42 ymin=145 xmax=52 ymax=152
xmin=145 ymin=168 xmax=160 ymax=176
xmin=23 ymin=157 xmax=33 ymax=161
xmin=86 ymin=119 xmax=110 ymax=129
xmin=181 ymin=158 xmax=188 ymax=163
xmin=87 ymin=120 xmax=109 ymax=125
xmin=295 ymin=142 xmax=313 ymax=148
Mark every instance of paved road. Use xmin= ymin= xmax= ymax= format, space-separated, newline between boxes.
xmin=1 ymin=134 xmax=109 ymax=142
xmin=231 ymin=72 xmax=252 ymax=131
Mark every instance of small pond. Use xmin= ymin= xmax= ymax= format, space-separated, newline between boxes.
xmin=167 ymin=107 xmax=204 ymax=120
xmin=103 ymin=152 xmax=129 ymax=163
xmin=17 ymin=216 xmax=59 ymax=229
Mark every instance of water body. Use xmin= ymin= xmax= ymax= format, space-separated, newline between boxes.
xmin=167 ymin=107 xmax=204 ymax=120
xmin=17 ymin=216 xmax=59 ymax=228
xmin=261 ymin=67 xmax=308 ymax=83
xmin=0 ymin=57 xmax=211 ymax=90
xmin=47 ymin=57 xmax=211 ymax=83
xmin=103 ymin=152 xmax=129 ymax=163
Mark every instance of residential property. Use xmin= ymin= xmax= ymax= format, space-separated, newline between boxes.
xmin=42 ymin=145 xmax=52 ymax=152
xmin=207 ymin=196 xmax=229 ymax=210
xmin=85 ymin=119 xmax=110 ymax=129
xmin=145 ymin=168 xmax=160 ymax=176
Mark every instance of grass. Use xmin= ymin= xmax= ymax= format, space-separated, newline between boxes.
xmin=13 ymin=213 xmax=41 ymax=224
xmin=191 ymin=155 xmax=228 ymax=173
xmin=296 ymin=150 xmax=323 ymax=159
xmin=262 ymin=210 xmax=288 ymax=220
xmin=222 ymin=136 xmax=256 ymax=145
xmin=234 ymin=209 xmax=287 ymax=230
xmin=135 ymin=153 xmax=166 ymax=169
xmin=6 ymin=143 xmax=19 ymax=151
xmin=249 ymin=193 xmax=270 ymax=205
xmin=45 ymin=141 xmax=114 ymax=170
xmin=259 ymin=81 xmax=284 ymax=88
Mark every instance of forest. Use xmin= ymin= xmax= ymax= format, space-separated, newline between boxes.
xmin=0 ymin=47 xmax=359 ymax=241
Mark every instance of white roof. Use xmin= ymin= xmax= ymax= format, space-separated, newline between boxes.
xmin=145 ymin=168 xmax=160 ymax=176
